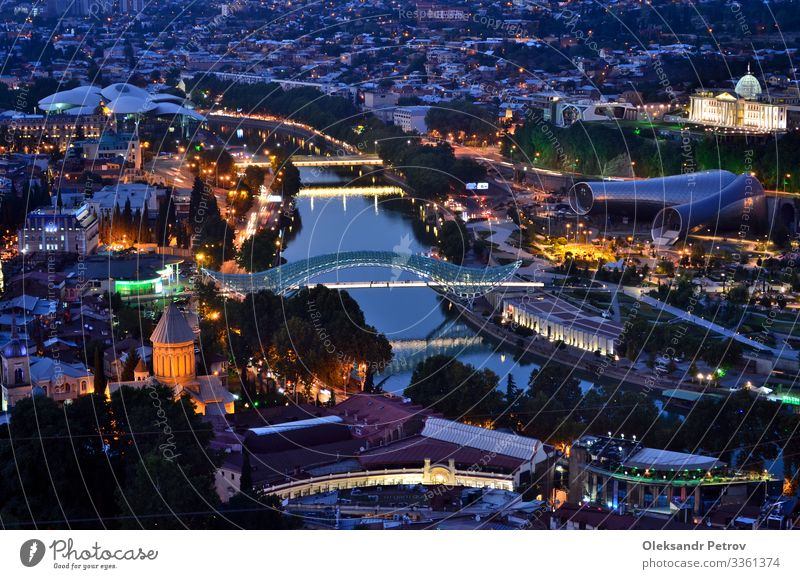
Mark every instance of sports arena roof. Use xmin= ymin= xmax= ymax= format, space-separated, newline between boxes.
xmin=38 ymin=82 xmax=205 ymax=121
xmin=38 ymin=85 xmax=102 ymax=112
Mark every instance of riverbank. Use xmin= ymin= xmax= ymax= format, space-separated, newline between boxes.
xmin=450 ymin=296 xmax=729 ymax=398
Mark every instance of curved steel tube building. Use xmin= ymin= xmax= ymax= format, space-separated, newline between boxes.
xmin=567 ymin=170 xmax=766 ymax=244
xmin=568 ymin=170 xmax=737 ymax=217
xmin=650 ymin=173 xmax=767 ymax=244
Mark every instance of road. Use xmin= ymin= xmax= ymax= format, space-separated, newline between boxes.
xmin=145 ymin=156 xmax=195 ymax=190
xmin=622 ymin=287 xmax=793 ymax=356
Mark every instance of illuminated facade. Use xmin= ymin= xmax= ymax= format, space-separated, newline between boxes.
xmin=0 ymin=113 xmax=105 ymax=149
xmin=151 ymin=303 xmax=197 ymax=387
xmin=19 ymin=204 xmax=99 ymax=255
xmin=568 ymin=435 xmax=774 ymax=516
xmin=688 ymin=69 xmax=787 ymax=132
xmin=504 ymin=295 xmax=621 ymax=356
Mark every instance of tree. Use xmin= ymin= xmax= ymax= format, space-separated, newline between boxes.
xmin=211 ymin=493 xmax=301 ymax=530
xmin=0 ymin=394 xmax=111 ymax=527
xmin=120 ymin=346 xmax=140 ymax=381
xmin=93 ymin=345 xmax=107 ymax=397
xmin=727 ymin=284 xmax=749 ymax=305
xmin=425 ymin=100 xmax=497 ymax=142
xmin=655 ymin=259 xmax=675 ymax=276
xmin=236 ymin=228 xmax=280 ymax=272
xmin=117 ymin=451 xmax=217 ymax=529
xmin=498 ymin=374 xmax=524 ymax=428
xmin=404 ymin=355 xmax=502 ymax=420
xmin=437 ymin=219 xmax=470 ymax=264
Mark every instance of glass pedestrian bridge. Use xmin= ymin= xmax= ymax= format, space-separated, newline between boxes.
xmin=202 ymin=251 xmax=522 ymax=298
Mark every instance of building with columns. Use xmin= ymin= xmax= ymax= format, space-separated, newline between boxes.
xmin=503 ymin=295 xmax=621 ymax=356
xmin=688 ymin=68 xmax=792 ymax=132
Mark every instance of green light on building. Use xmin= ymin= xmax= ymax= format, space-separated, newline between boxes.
xmin=116 ymin=278 xmax=163 ymax=296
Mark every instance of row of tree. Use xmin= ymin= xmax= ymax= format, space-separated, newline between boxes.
xmin=189 ymin=75 xmax=486 ymax=200
xmin=196 ymin=283 xmax=392 ymax=400
xmin=507 ymin=112 xmax=800 ymax=191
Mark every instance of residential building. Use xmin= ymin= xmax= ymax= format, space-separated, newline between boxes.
xmin=19 ymin=204 xmax=100 ymax=255
xmin=393 ymin=106 xmax=431 ymax=133
xmin=87 ymin=183 xmax=163 ymax=220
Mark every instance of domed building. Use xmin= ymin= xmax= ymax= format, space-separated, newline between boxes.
xmin=1 ymin=326 xmax=29 ymax=410
xmin=734 ymin=65 xmax=763 ymax=100
xmin=38 ymin=82 xmax=205 ymax=122
xmin=108 ymin=303 xmax=235 ymax=415
xmin=1 ymin=320 xmax=95 ymax=410
xmin=688 ymin=66 xmax=787 ymax=132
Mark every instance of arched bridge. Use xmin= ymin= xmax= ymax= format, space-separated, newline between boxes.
xmin=202 ymin=251 xmax=522 ymax=298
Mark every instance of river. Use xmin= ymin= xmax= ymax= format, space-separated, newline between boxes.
xmin=281 ymin=168 xmax=544 ymax=394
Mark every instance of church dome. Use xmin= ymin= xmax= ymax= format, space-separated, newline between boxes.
xmin=735 ymin=70 xmax=762 ymax=100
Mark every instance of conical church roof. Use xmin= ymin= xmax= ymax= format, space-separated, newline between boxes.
xmin=134 ymin=356 xmax=148 ymax=373
xmin=150 ymin=303 xmax=195 ymax=345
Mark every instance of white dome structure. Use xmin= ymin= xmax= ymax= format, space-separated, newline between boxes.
xmin=735 ymin=65 xmax=762 ymax=100
xmin=100 ymin=82 xmax=151 ymax=101
xmin=64 ymin=105 xmax=101 ymax=116
xmin=37 ymin=82 xmax=206 ymax=122
xmin=38 ymin=85 xmax=102 ymax=112
xmin=150 ymin=94 xmax=184 ymax=104
xmin=152 ymin=101 xmax=206 ymax=121
xmin=105 ymin=95 xmax=158 ymax=114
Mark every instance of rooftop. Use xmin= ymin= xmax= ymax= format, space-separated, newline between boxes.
xmin=150 ymin=302 xmax=195 ymax=345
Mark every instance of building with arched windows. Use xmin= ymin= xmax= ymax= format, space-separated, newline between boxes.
xmin=150 ymin=302 xmax=197 ymax=386
xmin=0 ymin=323 xmax=94 ymax=409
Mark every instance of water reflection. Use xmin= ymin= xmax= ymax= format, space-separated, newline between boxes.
xmin=282 ymin=183 xmax=544 ymax=394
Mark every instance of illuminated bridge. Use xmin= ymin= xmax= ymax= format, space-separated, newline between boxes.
xmin=387 ymin=322 xmax=486 ymax=374
xmin=297 ymin=185 xmax=404 ymax=198
xmin=202 ymin=251 xmax=523 ymax=298
xmin=290 ymin=154 xmax=383 ymax=167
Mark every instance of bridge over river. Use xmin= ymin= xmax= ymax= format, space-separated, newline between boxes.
xmin=202 ymin=251 xmax=539 ymax=298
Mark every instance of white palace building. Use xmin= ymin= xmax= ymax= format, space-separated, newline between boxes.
xmin=688 ymin=67 xmax=797 ymax=132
